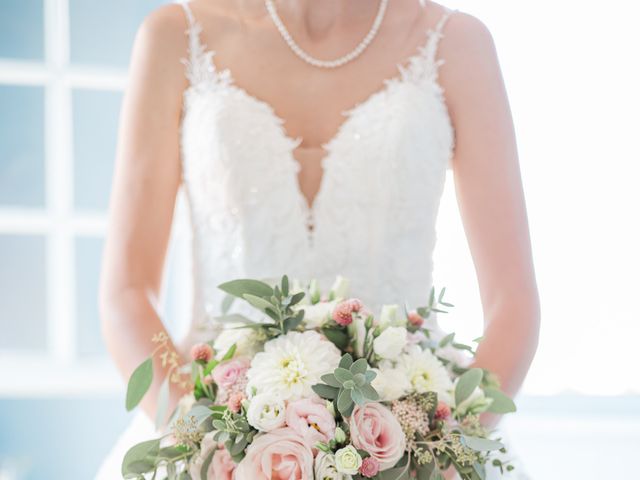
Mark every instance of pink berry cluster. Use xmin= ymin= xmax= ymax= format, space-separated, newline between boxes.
xmin=331 ymin=298 xmax=364 ymax=326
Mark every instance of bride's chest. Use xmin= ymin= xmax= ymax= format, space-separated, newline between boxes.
xmin=180 ymin=75 xmax=454 ymax=212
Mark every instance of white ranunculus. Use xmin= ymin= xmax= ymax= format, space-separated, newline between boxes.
xmin=379 ymin=304 xmax=406 ymax=328
xmin=246 ymin=330 xmax=341 ymax=401
xmin=334 ymin=445 xmax=362 ymax=475
xmin=300 ymin=300 xmax=337 ymax=329
xmin=398 ymin=345 xmax=454 ymax=405
xmin=371 ymin=362 xmax=411 ymax=401
xmin=373 ymin=326 xmax=408 ymax=360
xmin=246 ymin=392 xmax=286 ymax=432
xmin=330 ymin=275 xmax=350 ymax=300
xmin=455 ymin=385 xmax=494 ymax=416
xmin=314 ymin=452 xmax=351 ymax=480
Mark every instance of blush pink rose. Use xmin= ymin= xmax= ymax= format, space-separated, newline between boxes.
xmin=285 ymin=398 xmax=336 ymax=446
xmin=349 ymin=403 xmax=406 ymax=471
xmin=233 ymin=427 xmax=314 ymax=480
xmin=212 ymin=357 xmax=250 ymax=390
xmin=211 ymin=448 xmax=235 ymax=480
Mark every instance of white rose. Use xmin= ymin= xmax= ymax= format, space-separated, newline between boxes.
xmin=301 ymin=300 xmax=337 ymax=329
xmin=314 ymin=452 xmax=351 ymax=480
xmin=379 ymin=304 xmax=406 ymax=328
xmin=372 ymin=362 xmax=411 ymax=401
xmin=334 ymin=445 xmax=362 ymax=475
xmin=456 ymin=386 xmax=493 ymax=416
xmin=246 ymin=393 xmax=286 ymax=432
xmin=373 ymin=326 xmax=408 ymax=360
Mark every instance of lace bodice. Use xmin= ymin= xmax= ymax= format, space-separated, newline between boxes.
xmin=178 ymin=2 xmax=456 ymax=344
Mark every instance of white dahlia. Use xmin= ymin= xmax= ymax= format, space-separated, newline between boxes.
xmin=398 ymin=345 xmax=454 ymax=405
xmin=246 ymin=330 xmax=341 ymax=401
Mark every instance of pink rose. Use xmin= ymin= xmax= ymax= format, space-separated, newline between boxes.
xmin=360 ymin=456 xmax=380 ymax=477
xmin=285 ymin=398 xmax=336 ymax=446
xmin=349 ymin=403 xmax=406 ymax=471
xmin=234 ymin=427 xmax=314 ymax=480
xmin=213 ymin=357 xmax=250 ymax=390
xmin=211 ymin=448 xmax=235 ymax=480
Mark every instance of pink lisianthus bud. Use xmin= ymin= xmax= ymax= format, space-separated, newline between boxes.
xmin=407 ymin=311 xmax=424 ymax=327
xmin=332 ymin=298 xmax=364 ymax=326
xmin=190 ymin=343 xmax=214 ymax=363
xmin=202 ymin=374 xmax=215 ymax=385
xmin=434 ymin=401 xmax=451 ymax=420
xmin=360 ymin=457 xmax=380 ymax=477
xmin=227 ymin=392 xmax=245 ymax=413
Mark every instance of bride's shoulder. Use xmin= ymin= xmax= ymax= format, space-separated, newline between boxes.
xmin=421 ymin=1 xmax=495 ymax=45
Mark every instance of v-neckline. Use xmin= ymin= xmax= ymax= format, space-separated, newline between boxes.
xmin=189 ymin=20 xmax=444 ymax=246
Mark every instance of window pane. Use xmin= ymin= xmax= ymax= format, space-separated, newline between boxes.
xmin=72 ymin=89 xmax=121 ymax=211
xmin=75 ymin=237 xmax=105 ymax=357
xmin=69 ymin=0 xmax=167 ymax=67
xmin=0 ymin=85 xmax=45 ymax=207
xmin=0 ymin=0 xmax=44 ymax=61
xmin=0 ymin=235 xmax=47 ymax=350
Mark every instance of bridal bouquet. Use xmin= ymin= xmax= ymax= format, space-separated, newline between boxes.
xmin=122 ymin=275 xmax=517 ymax=480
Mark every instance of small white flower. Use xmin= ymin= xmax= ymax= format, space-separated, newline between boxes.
xmin=330 ymin=275 xmax=350 ymax=300
xmin=347 ymin=316 xmax=367 ymax=357
xmin=300 ymin=300 xmax=337 ymax=329
xmin=246 ymin=392 xmax=286 ymax=432
xmin=314 ymin=451 xmax=351 ymax=480
xmin=398 ymin=345 xmax=454 ymax=404
xmin=214 ymin=327 xmax=262 ymax=359
xmin=373 ymin=326 xmax=408 ymax=360
xmin=379 ymin=304 xmax=406 ymax=328
xmin=455 ymin=385 xmax=493 ymax=416
xmin=334 ymin=445 xmax=362 ymax=475
xmin=371 ymin=362 xmax=411 ymax=401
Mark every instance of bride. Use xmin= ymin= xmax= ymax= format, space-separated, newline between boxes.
xmin=96 ymin=0 xmax=540 ymax=478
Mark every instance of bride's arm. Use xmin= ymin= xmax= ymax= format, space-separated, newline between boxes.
xmin=99 ymin=5 xmax=191 ymax=424
xmin=439 ymin=13 xmax=541 ymax=417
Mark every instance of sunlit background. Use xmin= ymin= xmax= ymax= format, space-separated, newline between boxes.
xmin=0 ymin=0 xmax=638 ymax=478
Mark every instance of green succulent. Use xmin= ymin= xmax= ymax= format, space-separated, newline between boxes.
xmin=312 ymin=354 xmax=379 ymax=417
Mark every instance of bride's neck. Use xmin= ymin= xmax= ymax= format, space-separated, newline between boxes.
xmin=239 ymin=0 xmax=379 ymax=38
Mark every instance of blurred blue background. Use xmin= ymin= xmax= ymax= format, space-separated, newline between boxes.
xmin=1 ymin=0 xmax=639 ymax=479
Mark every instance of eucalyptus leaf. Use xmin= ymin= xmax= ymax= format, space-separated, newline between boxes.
xmin=217 ymin=278 xmax=274 ymax=298
xmin=126 ymin=357 xmax=153 ymax=411
xmin=122 ymin=438 xmax=160 ymax=477
xmin=221 ymin=294 xmax=235 ymax=314
xmin=334 ymin=367 xmax=352 ymax=384
xmin=484 ymin=388 xmax=517 ymax=414
xmin=200 ymin=449 xmax=215 ymax=480
xmin=359 ymin=383 xmax=379 ymax=401
xmin=461 ymin=436 xmax=505 ymax=452
xmin=455 ymin=368 xmax=483 ymax=406
xmin=320 ymin=373 xmax=341 ymax=388
xmin=338 ymin=353 xmax=354 ymax=369
xmin=242 ymin=293 xmax=276 ymax=312
xmin=337 ymin=388 xmax=353 ymax=414
xmin=351 ymin=388 xmax=365 ymax=405
xmin=188 ymin=405 xmax=215 ymax=426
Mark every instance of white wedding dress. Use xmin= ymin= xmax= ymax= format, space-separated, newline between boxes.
xmin=96 ymin=2 xmax=529 ymax=478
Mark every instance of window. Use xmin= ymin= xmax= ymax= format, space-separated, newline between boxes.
xmin=0 ymin=0 xmax=171 ymax=394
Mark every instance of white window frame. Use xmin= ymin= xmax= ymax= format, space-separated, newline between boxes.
xmin=0 ymin=0 xmax=129 ymax=396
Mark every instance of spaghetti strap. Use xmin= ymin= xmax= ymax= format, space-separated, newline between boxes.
xmin=179 ymin=2 xmax=214 ymax=87
xmin=422 ymin=7 xmax=457 ymax=77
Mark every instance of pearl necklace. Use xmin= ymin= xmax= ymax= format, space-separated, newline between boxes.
xmin=264 ymin=0 xmax=389 ymax=69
